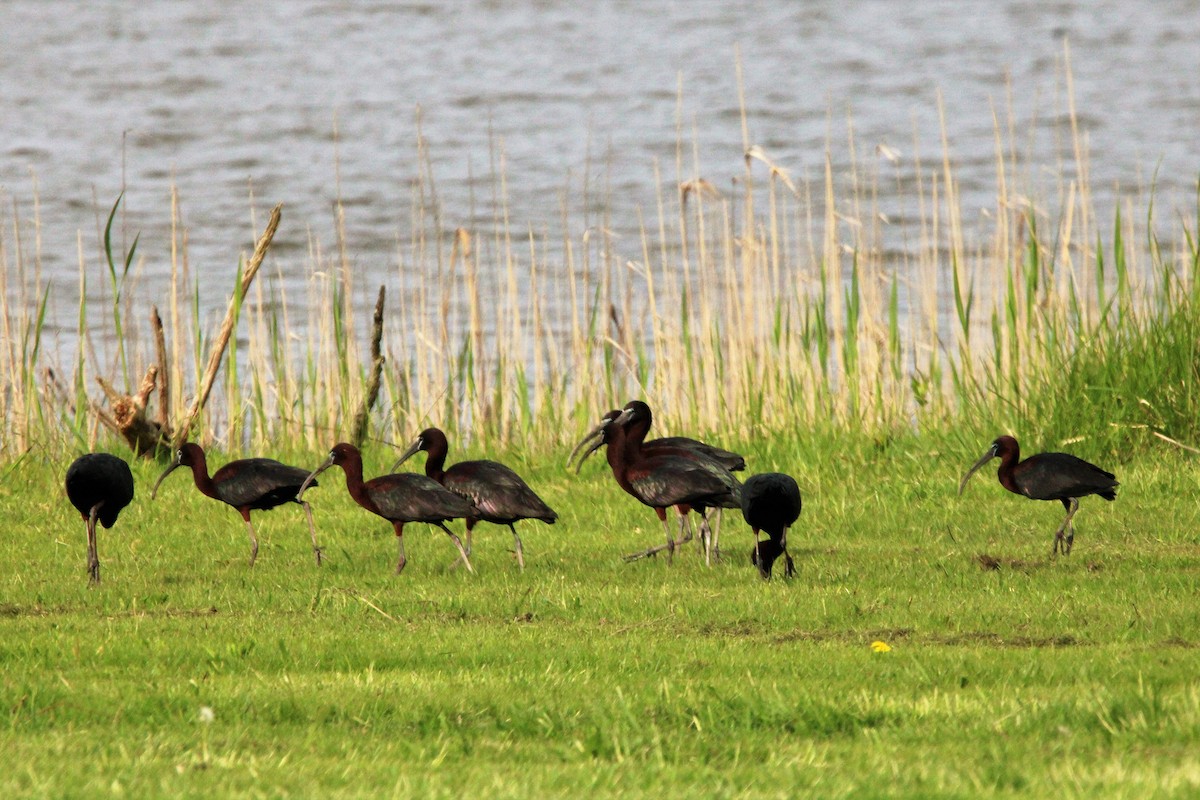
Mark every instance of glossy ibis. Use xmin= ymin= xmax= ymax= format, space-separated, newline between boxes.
xmin=958 ymin=435 xmax=1118 ymax=555
xmin=741 ymin=472 xmax=801 ymax=579
xmin=571 ymin=410 xmax=698 ymax=558
xmin=65 ymin=453 xmax=135 ymax=585
xmin=151 ymin=443 xmax=322 ymax=566
xmin=298 ymin=443 xmax=477 ymax=574
xmin=614 ymin=400 xmax=743 ymax=564
xmin=571 ymin=407 xmax=741 ymax=564
xmin=390 ymin=427 xmax=556 ymax=571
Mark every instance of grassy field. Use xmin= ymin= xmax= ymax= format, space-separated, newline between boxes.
xmin=4 ymin=432 xmax=1200 ymax=798
xmin=2 ymin=65 xmax=1198 ymax=796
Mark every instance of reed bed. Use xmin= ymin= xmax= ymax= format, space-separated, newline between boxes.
xmin=2 ymin=86 xmax=1198 ymax=464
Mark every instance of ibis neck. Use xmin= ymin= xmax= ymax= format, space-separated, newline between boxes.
xmin=623 ymin=418 xmax=650 ymax=463
xmin=996 ymin=450 xmax=1021 ymax=494
xmin=187 ymin=456 xmax=221 ymax=501
xmin=423 ymin=442 xmax=448 ymax=483
xmin=605 ymin=428 xmax=637 ymax=495
xmin=339 ymin=455 xmax=378 ymax=512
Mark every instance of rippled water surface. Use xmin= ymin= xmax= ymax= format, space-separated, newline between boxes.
xmin=2 ymin=1 xmax=1198 ymax=318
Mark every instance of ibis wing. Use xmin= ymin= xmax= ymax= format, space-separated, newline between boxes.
xmin=741 ymin=472 xmax=802 ymax=534
xmin=65 ymin=454 xmax=135 ymax=527
xmin=366 ymin=473 xmax=477 ymax=522
xmin=627 ymin=459 xmax=737 ymax=508
xmin=1014 ymin=453 xmax=1117 ymax=501
xmin=212 ymin=458 xmax=311 ymax=508
xmin=651 ymin=437 xmax=746 ymax=472
xmin=444 ymin=461 xmax=556 ymax=522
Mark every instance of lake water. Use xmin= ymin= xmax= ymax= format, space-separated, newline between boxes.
xmin=2 ymin=1 xmax=1198 ymax=332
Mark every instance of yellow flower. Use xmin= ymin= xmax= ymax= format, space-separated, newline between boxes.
xmin=870 ymin=640 xmax=892 ymax=653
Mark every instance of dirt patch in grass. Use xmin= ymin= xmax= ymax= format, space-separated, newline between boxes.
xmin=976 ymin=553 xmax=1049 ymax=572
xmin=772 ymin=627 xmax=913 ymax=645
xmin=938 ymin=631 xmax=1081 ymax=648
xmin=0 ymin=604 xmax=51 ymax=617
xmin=771 ymin=627 xmax=1082 ymax=648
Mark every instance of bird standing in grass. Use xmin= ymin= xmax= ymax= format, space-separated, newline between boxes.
xmin=65 ymin=452 xmax=135 ymax=585
xmin=572 ymin=406 xmax=741 ymax=564
xmin=571 ymin=409 xmax=699 ymax=557
xmin=152 ymin=443 xmax=323 ymax=566
xmin=958 ymin=435 xmax=1118 ymax=555
xmin=299 ymin=442 xmax=477 ymax=574
xmin=740 ymin=472 xmax=801 ymax=580
xmin=613 ymin=401 xmax=742 ymax=564
xmin=391 ymin=427 xmax=557 ymax=570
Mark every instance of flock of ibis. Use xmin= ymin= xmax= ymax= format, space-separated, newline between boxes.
xmin=63 ymin=400 xmax=1118 ymax=585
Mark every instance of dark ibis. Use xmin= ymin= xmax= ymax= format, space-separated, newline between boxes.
xmin=613 ymin=400 xmax=742 ymax=564
xmin=390 ymin=427 xmax=556 ymax=571
xmin=958 ymin=435 xmax=1118 ymax=555
xmin=151 ymin=443 xmax=323 ymax=566
xmin=571 ymin=406 xmax=741 ymax=564
xmin=65 ymin=453 xmax=135 ymax=585
xmin=571 ymin=410 xmax=698 ymax=558
xmin=741 ymin=472 xmax=801 ymax=580
xmin=298 ymin=443 xmax=477 ymax=574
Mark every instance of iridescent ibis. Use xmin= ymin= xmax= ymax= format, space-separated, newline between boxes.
xmin=298 ymin=442 xmax=477 ymax=574
xmin=613 ymin=400 xmax=743 ymax=564
xmin=390 ymin=427 xmax=556 ymax=571
xmin=571 ymin=407 xmax=741 ymax=564
xmin=152 ymin=443 xmax=322 ymax=566
xmin=65 ymin=453 xmax=134 ymax=585
xmin=741 ymin=472 xmax=801 ymax=579
xmin=571 ymin=410 xmax=698 ymax=558
xmin=958 ymin=435 xmax=1118 ymax=555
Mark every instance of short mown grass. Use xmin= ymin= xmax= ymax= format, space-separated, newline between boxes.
xmin=3 ymin=432 xmax=1199 ymax=798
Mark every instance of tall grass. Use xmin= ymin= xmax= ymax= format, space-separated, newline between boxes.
xmin=2 ymin=78 xmax=1198 ymax=464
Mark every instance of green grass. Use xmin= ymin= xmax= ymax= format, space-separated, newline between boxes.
xmin=4 ymin=435 xmax=1200 ymax=798
xmin=2 ymin=65 xmax=1199 ymax=796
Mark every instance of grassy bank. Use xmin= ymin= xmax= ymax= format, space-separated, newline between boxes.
xmin=3 ymin=431 xmax=1200 ymax=797
xmin=2 ymin=66 xmax=1200 ymax=796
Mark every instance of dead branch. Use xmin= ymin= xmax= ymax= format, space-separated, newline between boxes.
xmin=151 ymin=305 xmax=170 ymax=431
xmin=352 ymin=285 xmax=387 ymax=447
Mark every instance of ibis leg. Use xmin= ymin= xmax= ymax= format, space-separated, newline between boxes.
xmin=659 ymin=510 xmax=676 ymax=564
xmin=752 ymin=527 xmax=767 ymax=579
xmin=449 ymin=520 xmax=478 ymax=570
xmin=622 ymin=511 xmax=691 ymax=563
xmin=699 ymin=511 xmax=713 ymax=567
xmin=509 ymin=524 xmax=525 ymax=571
xmin=1052 ymin=498 xmax=1080 ymax=556
xmin=242 ymin=513 xmax=259 ymax=567
xmin=87 ymin=506 xmax=101 ymax=586
xmin=676 ymin=510 xmax=694 ymax=547
xmin=441 ymin=524 xmax=475 ymax=574
xmin=393 ymin=522 xmax=407 ymax=574
xmin=711 ymin=508 xmax=723 ymax=562
xmin=782 ymin=526 xmax=796 ymax=578
xmin=301 ymin=501 xmax=323 ymax=566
